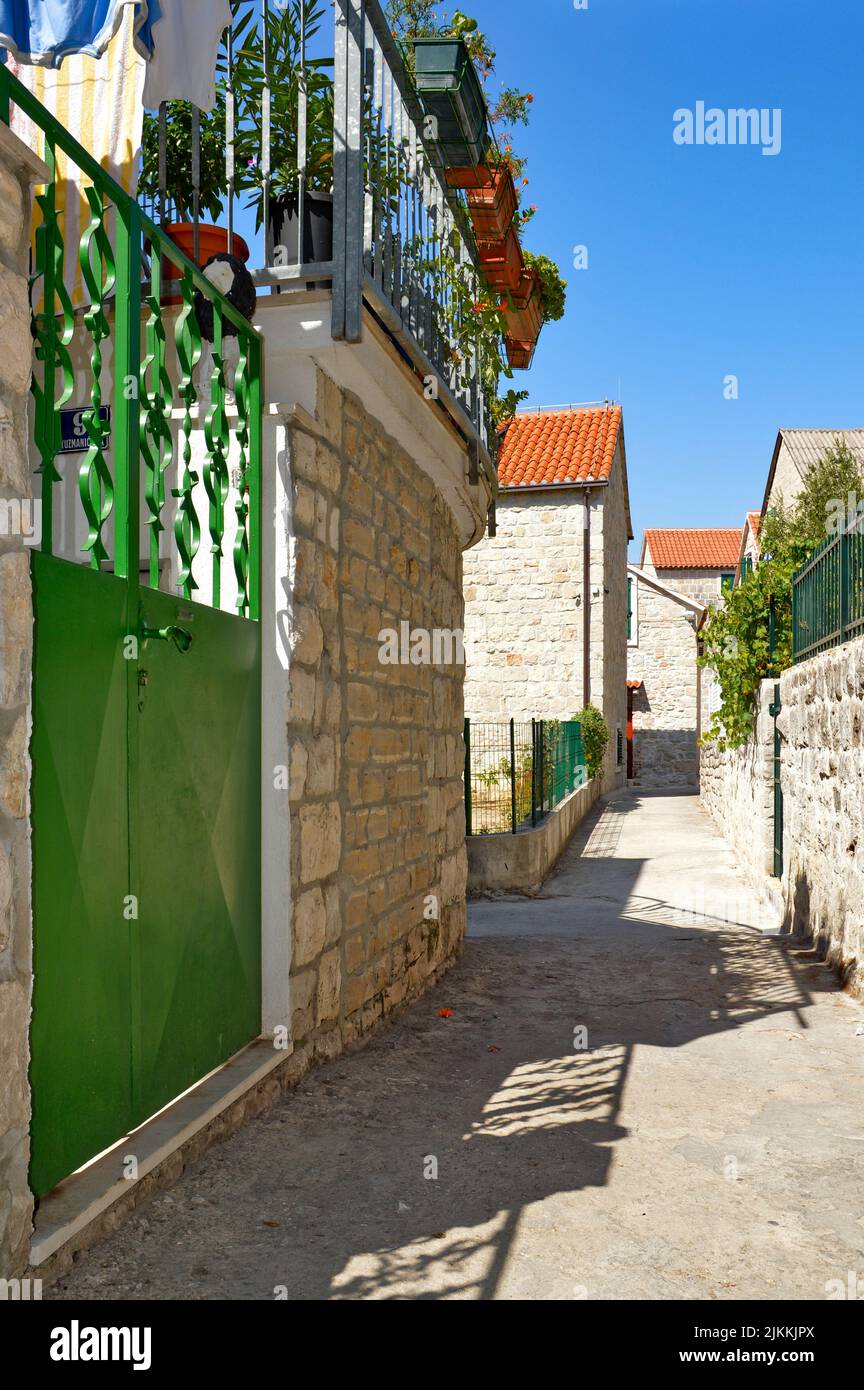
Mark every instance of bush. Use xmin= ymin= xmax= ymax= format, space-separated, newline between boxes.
xmin=571 ymin=704 xmax=609 ymax=780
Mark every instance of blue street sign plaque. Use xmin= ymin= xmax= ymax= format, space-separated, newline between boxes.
xmin=57 ymin=406 xmax=111 ymax=455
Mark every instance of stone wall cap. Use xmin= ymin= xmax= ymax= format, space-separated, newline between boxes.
xmin=0 ymin=121 xmax=50 ymax=184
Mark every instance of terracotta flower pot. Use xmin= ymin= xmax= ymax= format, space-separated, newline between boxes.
xmin=157 ymin=223 xmax=251 ymax=304
xmin=466 ymin=166 xmax=517 ymax=241
xmin=504 ymin=267 xmax=543 ymax=341
xmin=505 ymin=335 xmax=536 ymax=370
xmin=476 ymin=225 xmax=524 ymax=292
xmin=446 ymin=165 xmax=495 ymax=190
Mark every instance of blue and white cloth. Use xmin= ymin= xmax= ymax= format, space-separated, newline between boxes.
xmin=0 ymin=0 xmax=231 ymax=112
xmin=0 ymin=1 xmax=159 ymax=68
xmin=141 ymin=0 xmax=232 ymax=113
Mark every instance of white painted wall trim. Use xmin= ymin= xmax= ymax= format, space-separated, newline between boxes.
xmin=261 ymin=408 xmax=292 ymax=1036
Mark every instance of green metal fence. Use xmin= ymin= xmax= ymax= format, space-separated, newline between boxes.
xmin=464 ymin=718 xmax=586 ymax=836
xmin=0 ymin=63 xmax=262 ymax=616
xmin=792 ymin=516 xmax=864 ymax=664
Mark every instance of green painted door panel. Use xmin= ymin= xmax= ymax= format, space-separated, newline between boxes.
xmin=29 ymin=554 xmax=133 ymax=1197
xmin=132 ymin=588 xmax=262 ymax=1124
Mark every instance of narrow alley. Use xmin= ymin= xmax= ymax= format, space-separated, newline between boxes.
xmin=51 ymin=792 xmax=864 ymax=1302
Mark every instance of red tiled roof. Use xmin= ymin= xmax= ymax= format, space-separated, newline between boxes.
xmin=497 ymin=405 xmax=623 ymax=489
xmin=643 ymin=528 xmax=741 ymax=570
xmin=747 ymin=511 xmax=761 ymax=538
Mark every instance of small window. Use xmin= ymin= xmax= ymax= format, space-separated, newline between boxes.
xmin=720 ymin=573 xmax=735 ymax=593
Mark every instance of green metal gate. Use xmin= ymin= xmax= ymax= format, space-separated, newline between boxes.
xmin=2 ymin=69 xmax=264 ymax=1196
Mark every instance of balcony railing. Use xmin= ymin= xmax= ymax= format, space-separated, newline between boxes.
xmin=142 ymin=0 xmax=497 ymax=469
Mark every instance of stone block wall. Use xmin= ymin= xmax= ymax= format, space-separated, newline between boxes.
xmin=463 ymin=446 xmax=629 ymax=793
xmin=285 ymin=370 xmax=467 ymax=1065
xmin=699 ymin=678 xmax=775 ymax=886
xmin=0 ymin=129 xmax=41 ymax=1278
xmin=779 ymin=640 xmax=864 ymax=996
xmin=628 ymin=574 xmax=701 ymax=787
xmin=646 ymin=565 xmax=727 ymax=609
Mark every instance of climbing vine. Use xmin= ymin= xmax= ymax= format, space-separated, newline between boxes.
xmin=700 ymin=438 xmax=864 ymax=750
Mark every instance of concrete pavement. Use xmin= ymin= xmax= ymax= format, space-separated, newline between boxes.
xmin=51 ymin=791 xmax=864 ymax=1300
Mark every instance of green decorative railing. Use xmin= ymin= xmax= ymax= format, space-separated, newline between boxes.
xmin=0 ymin=64 xmax=262 ymax=619
xmin=463 ymin=718 xmax=586 ymax=837
xmin=792 ymin=516 xmax=864 ymax=664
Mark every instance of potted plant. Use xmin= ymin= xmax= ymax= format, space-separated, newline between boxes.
xmin=413 ymin=34 xmax=489 ymax=170
xmin=523 ymin=251 xmax=568 ymax=324
xmin=502 ymin=253 xmax=567 ymax=369
xmin=465 ymin=163 xmax=517 ymax=241
xmin=231 ymin=0 xmax=335 ymax=277
xmin=140 ymin=97 xmax=250 ymax=277
xmin=504 ymin=267 xmax=542 ymax=341
xmin=504 ymin=336 xmax=536 ymax=370
xmin=476 ymin=224 xmax=524 ymax=292
xmin=445 ymin=164 xmax=495 ymax=190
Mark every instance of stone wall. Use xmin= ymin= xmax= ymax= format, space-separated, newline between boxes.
xmin=779 ymin=640 xmax=864 ymax=996
xmin=463 ymin=445 xmax=628 ymax=793
xmin=648 ymin=567 xmax=727 ymax=608
xmin=285 ymin=370 xmax=467 ymax=1064
xmin=699 ymin=678 xmax=775 ymax=887
xmin=0 ymin=127 xmax=44 ymax=1278
xmin=467 ymin=778 xmax=600 ymax=895
xmin=628 ymin=572 xmax=702 ymax=787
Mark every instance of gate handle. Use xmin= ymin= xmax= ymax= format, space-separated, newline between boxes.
xmin=141 ymin=624 xmax=193 ymax=654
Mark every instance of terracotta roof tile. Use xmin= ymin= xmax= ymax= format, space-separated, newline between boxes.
xmin=644 ymin=528 xmax=741 ymax=570
xmin=497 ymin=405 xmax=623 ymax=489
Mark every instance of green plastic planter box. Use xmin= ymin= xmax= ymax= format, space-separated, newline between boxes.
xmin=413 ymin=37 xmax=489 ymax=169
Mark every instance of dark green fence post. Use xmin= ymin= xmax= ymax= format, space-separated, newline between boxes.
xmin=531 ymin=718 xmax=537 ymax=827
xmin=840 ymin=524 xmax=850 ymax=646
xmin=464 ymin=717 xmax=472 ymax=837
xmin=509 ymin=717 xmax=517 ymax=834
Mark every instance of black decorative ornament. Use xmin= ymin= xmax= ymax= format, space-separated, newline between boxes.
xmin=194 ymin=253 xmax=257 ymax=343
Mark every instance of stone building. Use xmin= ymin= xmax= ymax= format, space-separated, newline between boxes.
xmin=639 ymin=527 xmax=741 ymax=607
xmin=462 ymin=404 xmax=633 ymax=792
xmin=0 ymin=58 xmax=496 ymax=1277
xmin=626 ymin=564 xmax=705 ymax=788
xmin=0 ymin=122 xmax=47 ymax=1286
xmin=761 ymin=428 xmax=864 ymax=516
xmin=627 ymin=529 xmax=743 ymax=790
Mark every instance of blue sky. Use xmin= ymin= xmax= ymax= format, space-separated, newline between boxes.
xmin=460 ymin=0 xmax=863 ymax=555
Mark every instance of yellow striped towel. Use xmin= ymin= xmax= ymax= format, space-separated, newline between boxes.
xmin=8 ymin=5 xmax=144 ymax=306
